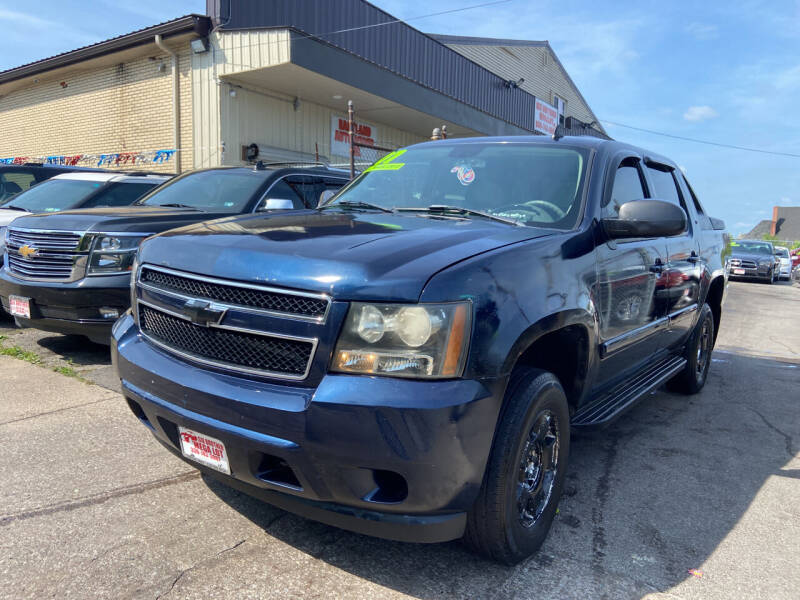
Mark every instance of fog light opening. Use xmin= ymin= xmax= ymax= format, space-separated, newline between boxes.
xmin=255 ymin=454 xmax=302 ymax=490
xmin=365 ymin=470 xmax=408 ymax=504
xmin=125 ymin=397 xmax=154 ymax=431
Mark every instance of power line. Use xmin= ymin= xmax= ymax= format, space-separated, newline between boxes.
xmin=321 ymin=1 xmax=513 ymax=36
xmin=602 ymin=120 xmax=800 ymax=159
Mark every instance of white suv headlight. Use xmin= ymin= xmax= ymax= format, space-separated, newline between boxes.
xmin=332 ymin=301 xmax=471 ymax=379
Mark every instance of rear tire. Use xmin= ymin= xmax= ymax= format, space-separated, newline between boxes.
xmin=668 ymin=303 xmax=714 ymax=394
xmin=463 ymin=368 xmax=570 ymax=564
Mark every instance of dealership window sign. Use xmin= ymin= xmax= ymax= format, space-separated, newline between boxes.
xmin=331 ymin=115 xmax=378 ymax=157
xmin=534 ymin=99 xmax=558 ymax=136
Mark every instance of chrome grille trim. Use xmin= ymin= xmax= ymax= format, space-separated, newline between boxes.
xmin=137 ymin=299 xmax=318 ymax=380
xmin=138 ymin=264 xmax=331 ymax=323
xmin=6 ymin=228 xmax=86 ymax=281
xmin=729 ymin=258 xmax=757 ymax=269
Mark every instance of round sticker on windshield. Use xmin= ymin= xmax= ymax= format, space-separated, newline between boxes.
xmin=451 ymin=165 xmax=475 ymax=186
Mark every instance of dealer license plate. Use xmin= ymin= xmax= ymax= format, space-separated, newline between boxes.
xmin=733 ymin=268 xmax=746 ymax=275
xmin=178 ymin=427 xmax=231 ymax=475
xmin=8 ymin=295 xmax=31 ymax=319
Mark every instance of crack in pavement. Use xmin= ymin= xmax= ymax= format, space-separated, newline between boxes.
xmin=0 ymin=395 xmax=118 ymax=426
xmin=0 ymin=471 xmax=200 ymax=526
xmin=591 ymin=436 xmax=619 ymax=575
xmin=747 ymin=407 xmax=796 ymax=459
xmin=155 ymin=538 xmax=248 ymax=599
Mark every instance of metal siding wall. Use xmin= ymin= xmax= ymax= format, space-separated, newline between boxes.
xmin=220 ymin=84 xmax=422 ymax=166
xmin=192 ymin=30 xmax=293 ymax=168
xmin=441 ymin=44 xmax=597 ymax=126
xmin=217 ymin=0 xmax=538 ymax=131
xmin=191 ymin=45 xmax=221 ymax=168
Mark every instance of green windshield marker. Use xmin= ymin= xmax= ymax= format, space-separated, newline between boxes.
xmin=365 ymin=149 xmax=407 ymax=172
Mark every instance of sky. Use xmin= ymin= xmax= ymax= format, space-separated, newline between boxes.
xmin=1 ymin=0 xmax=799 ymax=236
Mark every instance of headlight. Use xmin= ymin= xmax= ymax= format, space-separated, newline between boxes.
xmin=758 ymin=258 xmax=772 ymax=267
xmin=87 ymin=235 xmax=145 ymax=275
xmin=0 ymin=226 xmax=7 ymax=255
xmin=332 ymin=301 xmax=471 ymax=379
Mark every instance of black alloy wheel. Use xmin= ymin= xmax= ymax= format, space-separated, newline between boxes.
xmin=463 ymin=368 xmax=570 ymax=564
xmin=668 ymin=303 xmax=715 ymax=394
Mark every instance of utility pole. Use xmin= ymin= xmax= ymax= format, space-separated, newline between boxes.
xmin=348 ymin=100 xmax=355 ymax=179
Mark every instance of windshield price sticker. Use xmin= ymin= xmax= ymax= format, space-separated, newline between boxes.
xmin=178 ymin=427 xmax=231 ymax=474
xmin=365 ymin=149 xmax=407 ymax=172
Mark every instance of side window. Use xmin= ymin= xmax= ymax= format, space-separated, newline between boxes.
xmin=81 ymin=182 xmax=159 ymax=208
xmin=644 ymin=164 xmax=682 ymax=206
xmin=0 ymin=171 xmax=36 ymax=202
xmin=260 ymin=178 xmax=307 ymax=210
xmin=603 ymin=160 xmax=647 ymax=219
xmin=321 ymin=177 xmax=348 ymax=204
xmin=644 ymin=163 xmax=690 ymax=232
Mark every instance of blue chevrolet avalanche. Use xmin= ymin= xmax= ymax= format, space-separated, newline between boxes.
xmin=112 ymin=136 xmax=728 ymax=563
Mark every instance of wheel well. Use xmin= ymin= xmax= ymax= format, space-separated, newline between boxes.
xmin=512 ymin=325 xmax=589 ymax=413
xmin=705 ymin=276 xmax=724 ymax=343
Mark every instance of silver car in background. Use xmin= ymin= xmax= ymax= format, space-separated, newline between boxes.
xmin=774 ymin=246 xmax=792 ymax=281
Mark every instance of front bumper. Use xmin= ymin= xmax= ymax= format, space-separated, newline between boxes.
xmin=728 ymin=266 xmax=772 ymax=281
xmin=112 ymin=314 xmax=502 ymax=543
xmin=0 ymin=269 xmax=130 ymax=344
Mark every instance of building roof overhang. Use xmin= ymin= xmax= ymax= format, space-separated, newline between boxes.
xmin=0 ymin=14 xmax=211 ymax=89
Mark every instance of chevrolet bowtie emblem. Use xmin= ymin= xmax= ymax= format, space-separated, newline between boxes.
xmin=18 ymin=245 xmax=39 ymax=260
xmin=182 ymin=299 xmax=227 ymax=327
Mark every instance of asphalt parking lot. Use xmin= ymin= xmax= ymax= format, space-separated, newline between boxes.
xmin=1 ymin=279 xmax=798 ymax=599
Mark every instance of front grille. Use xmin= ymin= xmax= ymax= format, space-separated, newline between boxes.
xmin=730 ymin=258 xmax=757 ymax=269
xmin=139 ymin=305 xmax=315 ymax=378
xmin=6 ymin=229 xmax=82 ymax=280
xmin=140 ymin=266 xmax=328 ymax=320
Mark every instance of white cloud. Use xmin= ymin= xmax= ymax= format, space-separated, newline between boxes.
xmin=683 ymin=105 xmax=719 ymax=122
xmin=685 ymin=22 xmax=719 ymax=40
xmin=774 ymin=64 xmax=800 ymax=90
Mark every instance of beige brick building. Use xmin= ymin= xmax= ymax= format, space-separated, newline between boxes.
xmin=0 ymin=3 xmax=606 ymax=176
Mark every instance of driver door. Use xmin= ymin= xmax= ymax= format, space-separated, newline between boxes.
xmin=594 ymin=156 xmax=670 ymax=389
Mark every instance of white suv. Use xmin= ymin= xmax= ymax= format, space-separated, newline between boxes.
xmin=0 ymin=171 xmax=170 ymax=228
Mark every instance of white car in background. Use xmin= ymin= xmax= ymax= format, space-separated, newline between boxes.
xmin=774 ymin=246 xmax=792 ymax=281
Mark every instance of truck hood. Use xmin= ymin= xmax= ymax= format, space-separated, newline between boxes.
xmin=139 ymin=210 xmax=558 ymax=302
xmin=2 ymin=206 xmax=230 ymax=235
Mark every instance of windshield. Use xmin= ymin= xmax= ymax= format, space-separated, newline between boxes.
xmin=324 ymin=143 xmax=591 ymax=229
xmin=776 ymin=247 xmax=789 ymax=258
xmin=137 ymin=169 xmax=266 ymax=213
xmin=732 ymin=241 xmax=773 ymax=255
xmin=2 ymin=179 xmax=105 ymax=212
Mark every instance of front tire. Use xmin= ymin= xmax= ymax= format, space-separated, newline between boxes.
xmin=668 ymin=303 xmax=715 ymax=394
xmin=463 ymin=368 xmax=570 ymax=564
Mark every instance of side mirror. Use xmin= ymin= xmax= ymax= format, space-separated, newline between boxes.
xmin=318 ymin=189 xmax=337 ymax=206
xmin=602 ymin=199 xmax=687 ymax=239
xmin=259 ymin=198 xmax=295 ymax=211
